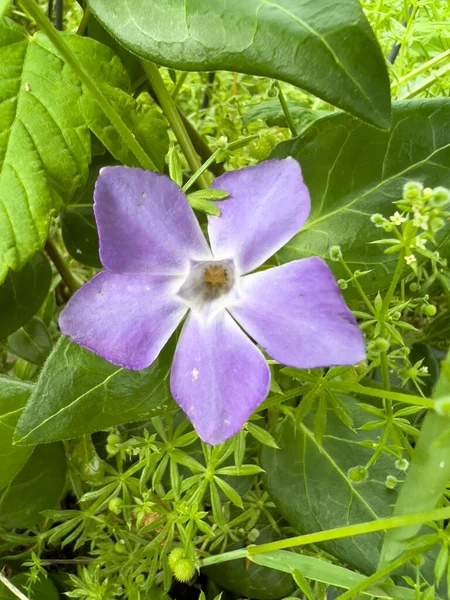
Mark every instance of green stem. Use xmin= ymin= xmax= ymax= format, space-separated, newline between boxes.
xmin=328 ymin=381 xmax=434 ymax=409
xmin=200 ymin=506 xmax=450 ymax=567
xmin=19 ymin=0 xmax=157 ymax=172
xmin=339 ymin=258 xmax=375 ymax=315
xmin=275 ymin=82 xmax=297 ymax=137
xmin=141 ymin=60 xmax=208 ymax=188
xmin=76 ymin=5 xmax=90 ymax=36
xmin=0 ymin=573 xmax=31 ymax=600
xmin=381 ymin=252 xmax=405 ymax=318
xmin=380 ymin=350 xmax=391 ymax=391
xmin=171 ymin=71 xmax=188 ymax=99
xmin=45 ymin=239 xmax=81 ymax=295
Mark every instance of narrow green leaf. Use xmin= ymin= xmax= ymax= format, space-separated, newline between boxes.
xmin=214 ymin=476 xmax=244 ymax=509
xmin=379 ymin=349 xmax=450 ymax=567
xmin=291 ymin=569 xmax=314 ymax=600
xmin=87 ymin=0 xmax=391 ymax=128
xmin=0 ymin=573 xmax=60 ymax=600
xmin=215 ymin=465 xmax=264 ymax=477
xmin=0 ymin=376 xmax=34 ymax=492
xmin=246 ymin=422 xmax=279 ymax=449
xmin=0 ymin=252 xmax=51 ymax=339
xmin=14 ymin=336 xmax=174 ymax=445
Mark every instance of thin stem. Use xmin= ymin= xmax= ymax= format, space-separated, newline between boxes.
xmin=381 ymin=252 xmax=405 ymax=317
xmin=399 ymin=62 xmax=450 ymax=100
xmin=328 ymin=381 xmax=434 ymax=409
xmin=54 ymin=0 xmax=62 ymax=30
xmin=275 ymin=82 xmax=297 ymax=137
xmin=141 ymin=60 xmax=209 ymax=188
xmin=393 ymin=49 xmax=450 ymax=89
xmin=380 ymin=350 xmax=391 ymax=391
xmin=19 ymin=0 xmax=157 ymax=172
xmin=171 ymin=71 xmax=188 ymax=99
xmin=45 ymin=239 xmax=81 ymax=295
xmin=182 ymin=134 xmax=258 ymax=193
xmin=76 ymin=4 xmax=90 ymax=36
xmin=0 ymin=573 xmax=31 ymax=600
xmin=339 ymin=258 xmax=375 ymax=315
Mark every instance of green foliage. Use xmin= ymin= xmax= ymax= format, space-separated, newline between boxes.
xmin=87 ymin=0 xmax=391 ymax=128
xmin=14 ymin=337 xmax=175 ymax=445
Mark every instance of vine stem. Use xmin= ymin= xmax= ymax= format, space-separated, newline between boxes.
xmin=275 ymin=82 xmax=297 ymax=137
xmin=141 ymin=60 xmax=209 ymax=189
xmin=19 ymin=0 xmax=157 ymax=172
xmin=45 ymin=239 xmax=81 ymax=295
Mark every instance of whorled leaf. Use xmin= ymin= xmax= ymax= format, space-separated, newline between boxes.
xmin=273 ymin=99 xmax=450 ymax=291
xmin=0 ymin=376 xmax=34 ymax=492
xmin=87 ymin=0 xmax=391 ymax=128
xmin=14 ymin=337 xmax=175 ymax=445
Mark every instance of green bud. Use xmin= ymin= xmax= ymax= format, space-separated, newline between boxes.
xmin=403 ymin=181 xmax=423 ymax=201
xmin=135 ymin=574 xmax=145 ymax=586
xmin=108 ymin=498 xmax=123 ymax=514
xmin=430 ymin=217 xmax=445 ymax=233
xmin=347 ymin=466 xmax=368 ymax=483
xmin=114 ymin=541 xmax=127 ymax=554
xmin=266 ymin=85 xmax=278 ymax=98
xmin=374 ymin=337 xmax=390 ymax=352
xmin=173 ymin=558 xmax=196 ymax=583
xmin=107 ymin=434 xmax=121 ymax=445
xmin=168 ymin=548 xmax=185 ymax=571
xmin=106 ymin=443 xmax=119 ymax=456
xmin=432 ymin=186 xmax=450 ymax=204
xmin=329 ymin=245 xmax=342 ymax=261
xmin=248 ymin=133 xmax=277 ymax=161
xmin=385 ymin=475 xmax=398 ymax=490
xmin=248 ymin=528 xmax=260 ymax=543
xmin=424 ymin=304 xmax=437 ymax=317
xmin=338 ymin=279 xmax=348 ymax=290
xmin=395 ymin=458 xmax=409 ymax=471
xmin=409 ymin=282 xmax=419 ymax=292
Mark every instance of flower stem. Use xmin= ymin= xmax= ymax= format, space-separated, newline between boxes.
xmin=19 ymin=0 xmax=157 ymax=172
xmin=76 ymin=4 xmax=90 ymax=36
xmin=275 ymin=82 xmax=297 ymax=137
xmin=141 ymin=60 xmax=209 ymax=188
xmin=45 ymin=239 xmax=81 ymax=295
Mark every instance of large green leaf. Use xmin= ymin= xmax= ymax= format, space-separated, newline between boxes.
xmin=0 ymin=252 xmax=51 ymax=339
xmin=87 ymin=0 xmax=391 ymax=129
xmin=273 ymin=99 xmax=450 ymax=291
xmin=0 ymin=443 xmax=66 ymax=528
xmin=14 ymin=337 xmax=174 ymax=445
xmin=0 ymin=19 xmax=90 ymax=283
xmin=0 ymin=376 xmax=34 ymax=492
xmin=260 ymin=398 xmax=397 ymax=574
xmin=8 ymin=316 xmax=52 ymax=365
xmin=0 ymin=573 xmax=60 ymax=600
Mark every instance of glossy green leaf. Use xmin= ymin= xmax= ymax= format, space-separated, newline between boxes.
xmin=0 ymin=19 xmax=90 ymax=283
xmin=87 ymin=0 xmax=391 ymax=128
xmin=260 ymin=397 xmax=397 ymax=574
xmin=60 ymin=206 xmax=101 ymax=268
xmin=273 ymin=100 xmax=450 ymax=291
xmin=379 ymin=349 xmax=450 ymax=567
xmin=14 ymin=336 xmax=174 ymax=445
xmin=0 ymin=442 xmax=66 ymax=528
xmin=8 ymin=316 xmax=52 ymax=365
xmin=0 ymin=376 xmax=34 ymax=492
xmin=0 ymin=252 xmax=52 ymax=339
xmin=79 ymin=85 xmax=168 ymax=172
xmin=0 ymin=573 xmax=60 ymax=600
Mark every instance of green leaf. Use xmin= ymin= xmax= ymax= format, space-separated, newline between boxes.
xmin=243 ymin=101 xmax=328 ymax=130
xmin=273 ymin=99 xmax=450 ymax=292
xmin=8 ymin=316 xmax=52 ymax=365
xmin=0 ymin=19 xmax=90 ymax=283
xmin=379 ymin=349 xmax=450 ymax=567
xmin=214 ymin=476 xmax=244 ymax=508
xmin=250 ymin=551 xmax=419 ymax=600
xmin=0 ymin=573 xmax=60 ymax=600
xmin=0 ymin=376 xmax=34 ymax=492
xmin=0 ymin=252 xmax=52 ymax=339
xmin=0 ymin=442 xmax=66 ymax=528
xmin=60 ymin=206 xmax=101 ymax=268
xmin=14 ymin=336 xmax=174 ymax=445
xmin=87 ymin=0 xmax=391 ymax=128
xmin=79 ymin=85 xmax=168 ymax=172
xmin=260 ymin=397 xmax=397 ymax=574
xmin=0 ymin=0 xmax=11 ymax=18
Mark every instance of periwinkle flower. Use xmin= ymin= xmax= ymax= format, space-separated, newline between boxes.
xmin=60 ymin=159 xmax=365 ymax=444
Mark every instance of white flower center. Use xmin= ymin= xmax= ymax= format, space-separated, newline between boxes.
xmin=177 ymin=259 xmax=237 ymax=317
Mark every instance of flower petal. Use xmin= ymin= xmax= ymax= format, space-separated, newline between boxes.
xmin=59 ymin=271 xmax=187 ymax=370
xmin=95 ymin=167 xmax=211 ymax=274
xmin=208 ymin=158 xmax=310 ymax=273
xmin=170 ymin=311 xmax=270 ymax=445
xmin=230 ymin=257 xmax=366 ymax=369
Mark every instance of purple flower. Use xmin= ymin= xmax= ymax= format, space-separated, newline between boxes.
xmin=60 ymin=159 xmax=365 ymax=444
